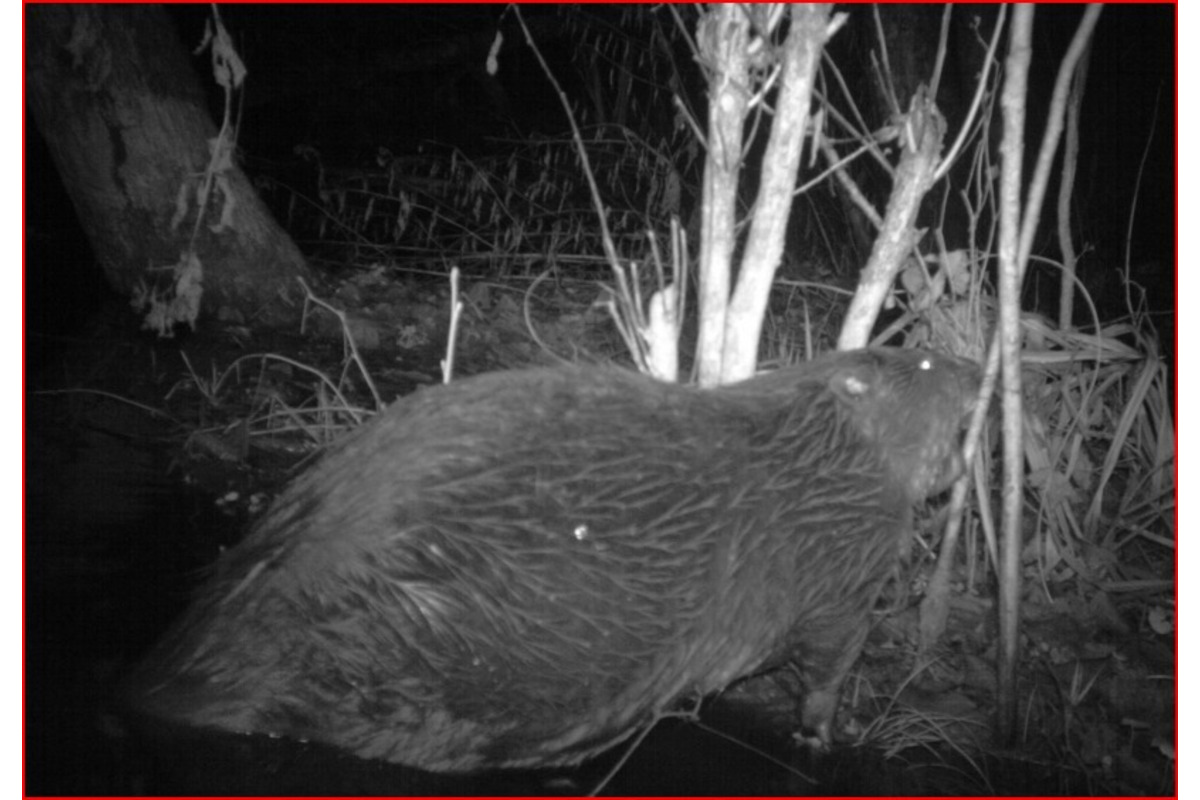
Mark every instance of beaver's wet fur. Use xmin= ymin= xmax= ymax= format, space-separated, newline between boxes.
xmin=128 ymin=347 xmax=980 ymax=773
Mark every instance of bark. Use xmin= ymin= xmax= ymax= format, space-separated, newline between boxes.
xmin=693 ymin=4 xmax=750 ymax=385
xmin=721 ymin=4 xmax=833 ymax=381
xmin=837 ymin=91 xmax=945 ymax=350
xmin=26 ymin=4 xmax=311 ymax=329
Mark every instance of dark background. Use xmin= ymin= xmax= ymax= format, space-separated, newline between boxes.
xmin=28 ymin=5 xmax=1176 ymax=347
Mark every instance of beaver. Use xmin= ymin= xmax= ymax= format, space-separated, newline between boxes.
xmin=127 ymin=347 xmax=979 ymax=773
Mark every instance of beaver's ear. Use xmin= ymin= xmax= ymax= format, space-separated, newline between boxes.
xmin=825 ymin=365 xmax=877 ymax=406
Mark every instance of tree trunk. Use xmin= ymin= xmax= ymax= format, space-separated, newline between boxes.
xmin=26 ymin=4 xmax=310 ymax=329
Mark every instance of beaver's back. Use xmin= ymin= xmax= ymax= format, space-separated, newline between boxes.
xmin=128 ymin=347 xmax=979 ymax=772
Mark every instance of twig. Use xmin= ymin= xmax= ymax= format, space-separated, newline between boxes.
xmin=441 ymin=265 xmax=463 ymax=383
xmin=297 ymin=277 xmax=382 ymax=410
